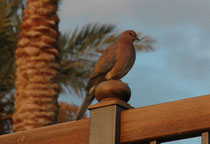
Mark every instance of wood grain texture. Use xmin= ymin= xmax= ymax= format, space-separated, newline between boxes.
xmin=88 ymin=98 xmax=133 ymax=110
xmin=1 ymin=94 xmax=210 ymax=144
xmin=121 ymin=94 xmax=210 ymax=143
xmin=150 ymin=141 xmax=160 ymax=144
xmin=202 ymin=132 xmax=210 ymax=144
xmin=0 ymin=119 xmax=89 ymax=144
xmin=89 ymin=105 xmax=124 ymax=144
xmin=95 ymin=80 xmax=131 ymax=102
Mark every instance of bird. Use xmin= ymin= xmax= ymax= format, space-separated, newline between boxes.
xmin=75 ymin=30 xmax=140 ymax=120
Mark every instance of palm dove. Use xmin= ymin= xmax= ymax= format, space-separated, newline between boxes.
xmin=75 ymin=30 xmax=140 ymax=120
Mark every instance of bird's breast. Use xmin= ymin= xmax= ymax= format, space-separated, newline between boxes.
xmin=106 ymin=43 xmax=136 ymax=80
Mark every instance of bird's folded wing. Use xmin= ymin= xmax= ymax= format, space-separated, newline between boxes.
xmin=86 ymin=44 xmax=117 ymax=90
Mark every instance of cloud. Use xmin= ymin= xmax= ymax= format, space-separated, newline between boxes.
xmin=59 ymin=0 xmax=210 ymax=31
xmin=58 ymin=0 xmax=210 ymax=108
xmin=159 ymin=25 xmax=210 ymax=84
xmin=129 ymin=0 xmax=210 ymax=28
xmin=58 ymin=0 xmax=127 ymax=30
xmin=123 ymin=63 xmax=200 ymax=107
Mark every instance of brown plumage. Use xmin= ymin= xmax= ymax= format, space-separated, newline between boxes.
xmin=75 ymin=30 xmax=139 ymax=120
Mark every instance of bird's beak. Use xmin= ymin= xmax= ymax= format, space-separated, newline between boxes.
xmin=136 ymin=37 xmax=140 ymax=41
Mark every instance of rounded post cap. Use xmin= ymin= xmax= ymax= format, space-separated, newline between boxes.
xmin=95 ymin=80 xmax=131 ymax=102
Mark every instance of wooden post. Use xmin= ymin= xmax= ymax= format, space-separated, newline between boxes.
xmin=150 ymin=140 xmax=160 ymax=144
xmin=202 ymin=132 xmax=210 ymax=144
xmin=88 ymin=80 xmax=133 ymax=144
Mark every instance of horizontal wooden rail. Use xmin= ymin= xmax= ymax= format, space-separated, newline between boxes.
xmin=0 ymin=119 xmax=89 ymax=144
xmin=121 ymin=94 xmax=210 ymax=143
xmin=0 ymin=94 xmax=210 ymax=144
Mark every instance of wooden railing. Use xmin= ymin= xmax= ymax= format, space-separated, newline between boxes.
xmin=0 ymin=94 xmax=210 ymax=144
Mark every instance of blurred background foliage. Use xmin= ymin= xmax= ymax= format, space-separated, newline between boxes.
xmin=0 ymin=0 xmax=155 ymax=134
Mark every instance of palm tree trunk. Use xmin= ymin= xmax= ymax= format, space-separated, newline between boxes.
xmin=13 ymin=0 xmax=60 ymax=132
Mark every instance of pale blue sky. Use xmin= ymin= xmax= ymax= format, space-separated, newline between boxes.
xmin=58 ymin=0 xmax=210 ymax=143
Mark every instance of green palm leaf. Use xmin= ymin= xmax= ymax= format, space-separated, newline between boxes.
xmin=0 ymin=0 xmax=156 ymax=133
xmin=58 ymin=24 xmax=118 ymax=97
xmin=58 ymin=24 xmax=156 ymax=97
xmin=0 ymin=0 xmax=21 ymax=134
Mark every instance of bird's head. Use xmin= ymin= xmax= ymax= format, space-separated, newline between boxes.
xmin=120 ymin=30 xmax=140 ymax=43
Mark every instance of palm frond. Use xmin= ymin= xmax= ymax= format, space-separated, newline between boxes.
xmin=0 ymin=0 xmax=157 ymax=134
xmin=0 ymin=0 xmax=23 ymax=134
xmin=0 ymin=0 xmax=22 ymax=95
xmin=134 ymin=34 xmax=156 ymax=51
xmin=58 ymin=24 xmax=156 ymax=97
xmin=58 ymin=24 xmax=118 ymax=97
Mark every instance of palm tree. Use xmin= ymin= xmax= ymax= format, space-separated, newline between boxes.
xmin=12 ymin=0 xmax=60 ymax=132
xmin=0 ymin=0 xmax=155 ymax=133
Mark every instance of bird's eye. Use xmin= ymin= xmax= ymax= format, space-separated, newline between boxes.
xmin=129 ymin=33 xmax=132 ymax=35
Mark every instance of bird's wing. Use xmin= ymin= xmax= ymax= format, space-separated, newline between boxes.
xmin=86 ymin=44 xmax=117 ymax=91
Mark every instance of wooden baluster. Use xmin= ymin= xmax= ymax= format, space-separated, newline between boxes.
xmin=150 ymin=140 xmax=160 ymax=144
xmin=202 ymin=132 xmax=210 ymax=144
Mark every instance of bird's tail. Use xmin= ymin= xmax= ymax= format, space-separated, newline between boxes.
xmin=75 ymin=87 xmax=95 ymax=120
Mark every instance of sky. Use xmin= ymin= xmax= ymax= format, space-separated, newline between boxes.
xmin=58 ymin=0 xmax=210 ymax=143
